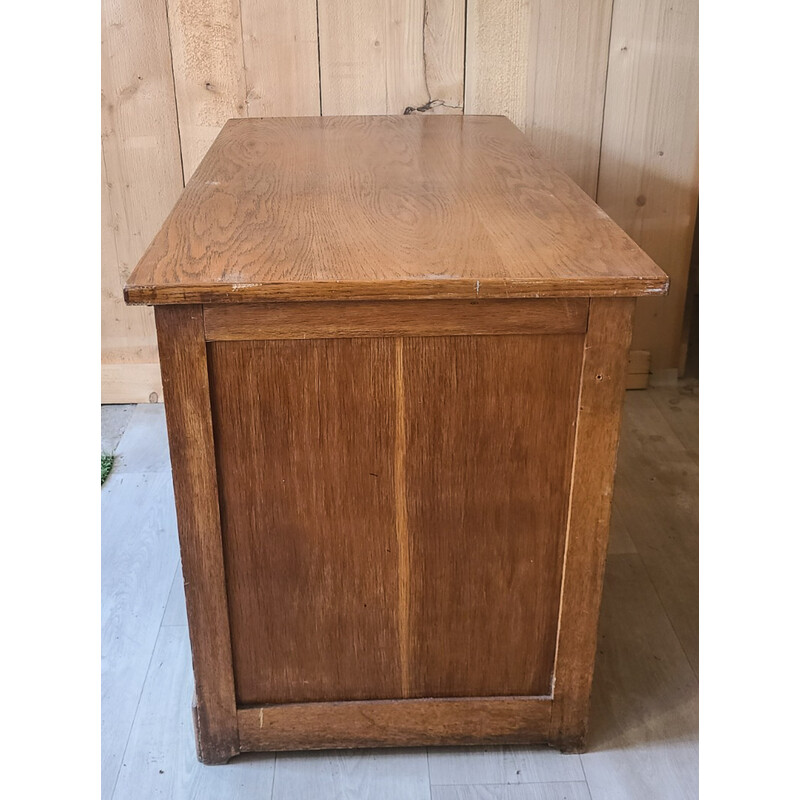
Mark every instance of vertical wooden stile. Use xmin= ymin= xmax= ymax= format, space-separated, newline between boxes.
xmin=154 ymin=305 xmax=239 ymax=764
xmin=550 ymin=298 xmax=635 ymax=749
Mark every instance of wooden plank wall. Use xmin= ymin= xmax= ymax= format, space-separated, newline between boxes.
xmin=101 ymin=0 xmax=698 ymax=402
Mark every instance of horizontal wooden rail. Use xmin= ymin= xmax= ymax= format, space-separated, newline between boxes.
xmin=237 ymin=695 xmax=553 ymax=751
xmin=203 ymin=299 xmax=589 ymax=341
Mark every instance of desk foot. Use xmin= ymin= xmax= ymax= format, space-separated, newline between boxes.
xmin=192 ymin=696 xmax=240 ymax=765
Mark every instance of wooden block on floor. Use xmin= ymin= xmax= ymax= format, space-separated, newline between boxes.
xmin=626 ymin=350 xmax=651 ymax=390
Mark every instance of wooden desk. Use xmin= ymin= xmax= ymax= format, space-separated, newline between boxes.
xmin=125 ymin=115 xmax=668 ymax=764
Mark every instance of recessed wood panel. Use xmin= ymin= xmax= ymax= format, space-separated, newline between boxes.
xmin=207 ymin=338 xmax=401 ymax=704
xmin=403 ymin=335 xmax=584 ymax=698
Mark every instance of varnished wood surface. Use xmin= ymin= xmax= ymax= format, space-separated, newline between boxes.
xmin=208 ymin=332 xmax=582 ymax=706
xmin=238 ymin=697 xmax=552 ymax=751
xmin=153 ymin=306 xmax=239 ymax=763
xmin=208 ymin=338 xmax=402 ymax=704
xmin=403 ymin=335 xmax=583 ymax=698
xmin=125 ymin=115 xmax=668 ymax=305
xmin=203 ymin=298 xmax=589 ymax=340
xmin=549 ymin=298 xmax=635 ymax=749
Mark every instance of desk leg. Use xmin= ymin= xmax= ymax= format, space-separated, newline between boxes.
xmin=549 ymin=297 xmax=635 ymax=752
xmin=155 ymin=305 xmax=240 ymax=764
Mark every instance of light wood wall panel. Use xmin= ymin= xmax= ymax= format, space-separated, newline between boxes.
xmin=318 ymin=0 xmax=464 ymax=115
xmin=166 ymin=0 xmax=248 ymax=179
xmin=524 ymin=0 xmax=614 ymax=196
xmin=466 ymin=0 xmax=614 ymax=198
xmin=101 ymin=0 xmax=698 ymax=401
xmin=464 ymin=0 xmax=531 ymax=130
xmin=101 ymin=0 xmax=184 ymax=402
xmin=239 ymin=0 xmax=320 ymax=117
xmin=596 ymin=0 xmax=699 ymax=369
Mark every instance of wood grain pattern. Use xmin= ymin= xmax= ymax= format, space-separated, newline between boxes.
xmin=153 ymin=305 xmax=239 ymax=764
xmin=549 ymin=298 xmax=635 ymax=750
xmin=166 ymin=0 xmax=247 ymax=178
xmin=207 ymin=338 xmax=402 ymax=705
xmin=404 ymin=335 xmax=584 ymax=698
xmin=101 ymin=362 xmax=163 ymax=404
xmin=240 ymin=0 xmax=320 ymax=117
xmin=464 ymin=0 xmax=531 ymax=130
xmin=318 ymin=0 xmax=464 ymax=115
xmin=125 ymin=115 xmax=668 ymax=305
xmin=203 ymin=299 xmax=589 ymax=340
xmin=101 ymin=0 xmax=183 ymax=392
xmin=238 ymin=697 xmax=552 ymax=751
xmin=597 ymin=0 xmax=698 ymax=368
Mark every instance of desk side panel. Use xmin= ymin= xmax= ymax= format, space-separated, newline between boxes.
xmin=403 ymin=334 xmax=584 ymax=698
xmin=207 ymin=338 xmax=402 ymax=704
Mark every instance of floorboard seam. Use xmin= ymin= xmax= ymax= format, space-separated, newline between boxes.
xmin=109 ymin=560 xmax=180 ymax=800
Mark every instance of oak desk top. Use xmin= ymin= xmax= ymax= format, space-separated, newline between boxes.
xmin=125 ymin=115 xmax=668 ymax=306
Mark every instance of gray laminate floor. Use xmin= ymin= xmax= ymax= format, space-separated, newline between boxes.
xmin=101 ymin=381 xmax=699 ymax=800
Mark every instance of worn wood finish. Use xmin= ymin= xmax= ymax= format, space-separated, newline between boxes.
xmin=404 ymin=335 xmax=584 ymax=698
xmin=238 ymin=697 xmax=552 ymax=752
xmin=125 ymin=116 xmax=668 ymax=305
xmin=549 ymin=298 xmax=635 ymax=751
xmin=208 ymin=338 xmax=402 ymax=705
xmin=153 ymin=305 xmax=239 ymax=763
xmin=203 ymin=299 xmax=589 ymax=341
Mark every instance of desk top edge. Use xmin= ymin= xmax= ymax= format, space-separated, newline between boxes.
xmin=124 ymin=115 xmax=669 ymax=305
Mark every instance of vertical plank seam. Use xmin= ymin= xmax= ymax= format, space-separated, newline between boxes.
xmin=549 ymin=306 xmax=592 ymax=706
xmin=394 ymin=337 xmax=410 ymax=698
xmin=162 ymin=0 xmax=187 ymax=187
xmin=100 ymin=143 xmax=123 ymax=277
xmin=315 ymin=0 xmax=323 ymax=115
xmin=593 ymin=0 xmax=618 ymax=202
xmin=460 ymin=0 xmax=468 ymax=111
xmin=203 ymin=337 xmax=243 ymax=723
xmin=236 ymin=0 xmax=250 ymax=116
